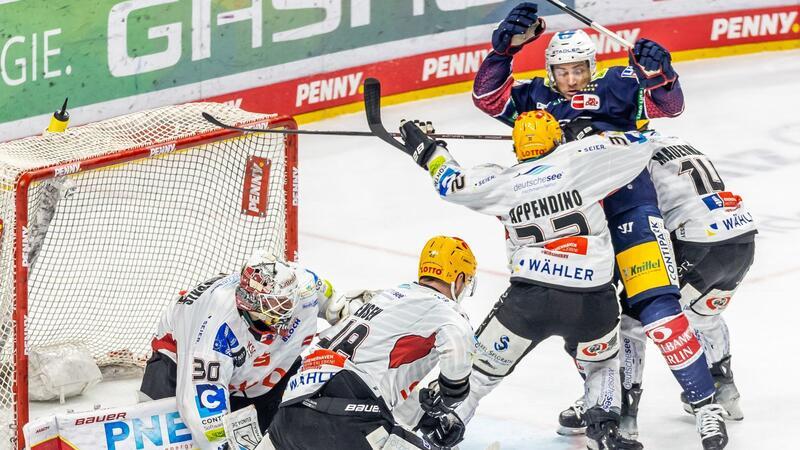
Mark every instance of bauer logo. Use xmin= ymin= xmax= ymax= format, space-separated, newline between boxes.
xmin=194 ymin=384 xmax=227 ymax=418
xmin=241 ymin=156 xmax=270 ymax=217
xmin=710 ymin=11 xmax=798 ymax=41
xmin=570 ymin=94 xmax=600 ymax=110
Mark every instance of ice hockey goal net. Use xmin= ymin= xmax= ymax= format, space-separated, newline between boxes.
xmin=0 ymin=103 xmax=298 ymax=448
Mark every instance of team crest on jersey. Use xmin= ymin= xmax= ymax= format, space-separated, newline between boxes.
xmin=570 ymin=94 xmax=600 ymax=110
xmin=621 ymin=66 xmax=639 ymax=79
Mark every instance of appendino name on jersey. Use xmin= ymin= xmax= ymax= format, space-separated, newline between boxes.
xmin=509 ymin=190 xmax=583 ymax=224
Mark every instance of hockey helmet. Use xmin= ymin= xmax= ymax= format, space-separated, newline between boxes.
xmin=418 ymin=236 xmax=477 ymax=302
xmin=545 ymin=30 xmax=597 ymax=89
xmin=235 ymin=250 xmax=299 ymax=326
xmin=512 ymin=110 xmax=563 ymax=162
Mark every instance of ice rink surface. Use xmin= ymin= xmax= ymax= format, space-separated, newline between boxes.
xmin=295 ymin=49 xmax=800 ymax=450
xmin=30 ymin=49 xmax=800 ymax=449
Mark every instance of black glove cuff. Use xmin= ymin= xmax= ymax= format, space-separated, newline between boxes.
xmin=438 ymin=374 xmax=469 ymax=406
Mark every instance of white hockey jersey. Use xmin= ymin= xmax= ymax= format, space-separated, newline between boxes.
xmin=647 ymin=134 xmax=757 ymax=244
xmin=428 ymin=132 xmax=657 ymax=289
xmin=281 ymin=283 xmax=475 ymax=411
xmin=150 ymin=265 xmax=334 ymax=449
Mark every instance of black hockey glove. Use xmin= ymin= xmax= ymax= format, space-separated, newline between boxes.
xmin=562 ymin=119 xmax=600 ymax=143
xmin=492 ymin=3 xmax=545 ymax=56
xmin=398 ymin=120 xmax=445 ymax=169
xmin=628 ymin=38 xmax=677 ymax=90
xmin=419 ymin=412 xmax=466 ymax=448
xmin=419 ymin=375 xmax=469 ymax=418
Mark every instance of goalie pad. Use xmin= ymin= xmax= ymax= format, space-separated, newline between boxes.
xmin=28 ymin=342 xmax=102 ymax=403
xmin=24 ymin=397 xmax=195 ymax=450
xmin=223 ymin=405 xmax=264 ymax=450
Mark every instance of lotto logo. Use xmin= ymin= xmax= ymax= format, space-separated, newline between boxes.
xmin=195 ymin=384 xmax=227 ymax=418
xmin=420 ymin=265 xmax=443 ymax=275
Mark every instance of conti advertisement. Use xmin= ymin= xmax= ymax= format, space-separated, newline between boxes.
xmin=0 ymin=0 xmax=797 ymax=140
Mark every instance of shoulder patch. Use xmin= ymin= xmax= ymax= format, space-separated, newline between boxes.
xmin=621 ymin=66 xmax=639 ymax=80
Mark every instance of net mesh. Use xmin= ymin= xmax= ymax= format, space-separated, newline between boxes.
xmin=0 ymin=103 xmax=294 ymax=448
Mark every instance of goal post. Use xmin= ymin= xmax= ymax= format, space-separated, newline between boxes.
xmin=0 ymin=103 xmax=298 ymax=449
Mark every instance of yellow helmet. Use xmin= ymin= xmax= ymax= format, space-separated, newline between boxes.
xmin=512 ymin=110 xmax=563 ymax=162
xmin=418 ymin=236 xmax=477 ymax=301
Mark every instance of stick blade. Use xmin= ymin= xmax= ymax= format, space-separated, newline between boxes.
xmin=363 ymin=77 xmax=382 ymax=127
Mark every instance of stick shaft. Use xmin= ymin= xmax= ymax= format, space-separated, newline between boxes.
xmin=203 ymin=112 xmax=511 ymax=141
xmin=545 ymin=0 xmax=633 ymax=49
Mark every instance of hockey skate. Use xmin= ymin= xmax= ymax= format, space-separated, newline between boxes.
xmin=584 ymin=407 xmax=643 ymax=450
xmin=693 ymin=402 xmax=728 ymax=450
xmin=556 ymin=397 xmax=587 ymax=436
xmin=619 ymin=384 xmax=642 ymax=440
xmin=681 ymin=356 xmax=743 ymax=420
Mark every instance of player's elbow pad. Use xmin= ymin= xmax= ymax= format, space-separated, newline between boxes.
xmin=438 ymin=374 xmax=470 ymax=407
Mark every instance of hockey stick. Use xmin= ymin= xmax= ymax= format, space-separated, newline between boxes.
xmin=545 ymin=0 xmax=633 ymax=49
xmin=204 ymin=110 xmax=510 ymax=142
xmin=362 ymin=78 xmax=511 ymax=151
xmin=202 ymin=112 xmax=378 ymax=137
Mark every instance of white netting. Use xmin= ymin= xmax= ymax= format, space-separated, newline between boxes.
xmin=0 ymin=103 xmax=295 ymax=448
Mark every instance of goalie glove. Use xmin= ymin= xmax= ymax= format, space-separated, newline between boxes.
xmin=324 ymin=289 xmax=373 ymax=324
xmin=398 ymin=120 xmax=446 ymax=169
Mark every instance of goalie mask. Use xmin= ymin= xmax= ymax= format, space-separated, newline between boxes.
xmin=235 ymin=251 xmax=299 ymax=327
xmin=512 ymin=110 xmax=563 ymax=162
xmin=418 ymin=236 xmax=477 ymax=303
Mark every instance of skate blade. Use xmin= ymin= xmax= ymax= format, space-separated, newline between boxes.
xmin=557 ymin=425 xmax=587 ymax=436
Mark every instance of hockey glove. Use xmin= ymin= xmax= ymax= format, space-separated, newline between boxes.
xmin=401 ymin=119 xmax=435 ymax=135
xmin=492 ymin=3 xmax=545 ymax=56
xmin=628 ymin=38 xmax=677 ymax=90
xmin=562 ymin=119 xmax=600 ymax=143
xmin=418 ymin=412 xmax=466 ymax=448
xmin=418 ymin=376 xmax=469 ymax=418
xmin=399 ymin=120 xmax=445 ymax=169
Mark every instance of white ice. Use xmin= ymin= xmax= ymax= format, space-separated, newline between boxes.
xmin=31 ymin=49 xmax=800 ymax=449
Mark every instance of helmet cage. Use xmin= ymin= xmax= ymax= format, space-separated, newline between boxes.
xmin=235 ymin=263 xmax=298 ymax=326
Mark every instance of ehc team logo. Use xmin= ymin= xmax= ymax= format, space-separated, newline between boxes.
xmin=706 ymin=296 xmax=731 ymax=311
xmin=582 ymin=342 xmax=609 ymax=357
xmin=195 ymin=384 xmax=227 ymax=418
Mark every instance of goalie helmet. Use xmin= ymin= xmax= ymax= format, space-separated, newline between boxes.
xmin=512 ymin=110 xmax=563 ymax=162
xmin=418 ymin=236 xmax=477 ymax=302
xmin=235 ymin=250 xmax=299 ymax=327
xmin=545 ymin=30 xmax=597 ymax=88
